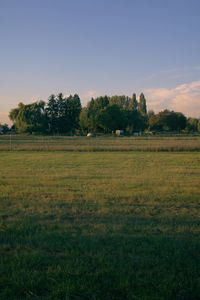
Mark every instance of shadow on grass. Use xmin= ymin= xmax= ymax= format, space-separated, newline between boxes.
xmin=0 ymin=213 xmax=200 ymax=300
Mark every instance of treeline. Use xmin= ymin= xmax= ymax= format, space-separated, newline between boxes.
xmin=9 ymin=93 xmax=81 ymax=134
xmin=2 ymin=92 xmax=200 ymax=134
xmin=148 ymin=110 xmax=200 ymax=132
xmin=80 ymin=93 xmax=147 ymax=133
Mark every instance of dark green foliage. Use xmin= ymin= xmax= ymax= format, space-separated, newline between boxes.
xmin=80 ymin=94 xmax=148 ymax=133
xmin=129 ymin=93 xmax=138 ymax=110
xmin=46 ymin=93 xmax=82 ymax=134
xmin=125 ymin=109 xmax=142 ymax=132
xmin=79 ymin=107 xmax=89 ymax=133
xmin=9 ymin=94 xmax=82 ymax=135
xmin=138 ymin=93 xmax=147 ymax=116
xmin=0 ymin=123 xmax=10 ymax=134
xmin=87 ymin=96 xmax=110 ymax=132
xmin=147 ymin=110 xmax=155 ymax=119
xmin=9 ymin=90 xmax=197 ymax=135
xmin=185 ymin=118 xmax=199 ymax=132
xmin=96 ymin=104 xmax=126 ymax=132
xmin=45 ymin=94 xmax=59 ymax=133
xmin=109 ymin=95 xmax=130 ymax=109
xmin=149 ymin=110 xmax=187 ymax=131
xmin=9 ymin=101 xmax=48 ymax=134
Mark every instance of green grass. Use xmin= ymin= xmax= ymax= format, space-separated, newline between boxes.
xmin=0 ymin=151 xmax=200 ymax=299
xmin=0 ymin=135 xmax=200 ymax=151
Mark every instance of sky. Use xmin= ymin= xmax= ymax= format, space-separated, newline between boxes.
xmin=1 ymin=0 xmax=200 ymax=124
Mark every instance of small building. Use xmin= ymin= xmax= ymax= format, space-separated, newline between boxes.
xmin=116 ymin=130 xmax=124 ymax=136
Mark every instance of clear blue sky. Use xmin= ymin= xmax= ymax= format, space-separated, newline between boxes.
xmin=1 ymin=0 xmax=200 ymax=122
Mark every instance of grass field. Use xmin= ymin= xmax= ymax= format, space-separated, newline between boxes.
xmin=0 ymin=135 xmax=200 ymax=151
xmin=0 ymin=150 xmax=200 ymax=299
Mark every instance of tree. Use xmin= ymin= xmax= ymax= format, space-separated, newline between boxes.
xmin=63 ymin=94 xmax=82 ymax=133
xmin=46 ymin=94 xmax=59 ymax=133
xmin=148 ymin=110 xmax=186 ymax=131
xmin=9 ymin=101 xmax=47 ymax=134
xmin=79 ymin=107 xmax=89 ymax=133
xmin=147 ymin=110 xmax=155 ymax=120
xmin=198 ymin=120 xmax=200 ymax=132
xmin=86 ymin=96 xmax=109 ymax=132
xmin=176 ymin=112 xmax=187 ymax=131
xmin=138 ymin=93 xmax=147 ymax=115
xmin=109 ymin=95 xmax=129 ymax=109
xmin=9 ymin=92 xmax=150 ymax=134
xmin=0 ymin=123 xmax=10 ymax=134
xmin=128 ymin=93 xmax=138 ymax=111
xmin=125 ymin=109 xmax=143 ymax=133
xmin=82 ymin=93 xmax=149 ymax=133
xmin=96 ymin=105 xmax=126 ymax=132
xmin=46 ymin=93 xmax=82 ymax=134
xmin=185 ymin=118 xmax=198 ymax=132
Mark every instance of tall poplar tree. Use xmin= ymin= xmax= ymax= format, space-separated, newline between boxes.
xmin=138 ymin=93 xmax=147 ymax=115
xmin=128 ymin=93 xmax=138 ymax=111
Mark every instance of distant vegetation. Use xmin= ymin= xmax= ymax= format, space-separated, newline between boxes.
xmin=0 ymin=92 xmax=200 ymax=134
xmin=8 ymin=94 xmax=81 ymax=134
xmin=1 ymin=135 xmax=200 ymax=152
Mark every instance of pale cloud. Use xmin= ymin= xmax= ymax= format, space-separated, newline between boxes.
xmin=172 ymin=93 xmax=200 ymax=117
xmin=145 ymin=81 xmax=200 ymax=118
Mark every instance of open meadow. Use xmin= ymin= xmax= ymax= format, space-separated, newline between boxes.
xmin=0 ymin=138 xmax=200 ymax=299
xmin=0 ymin=135 xmax=200 ymax=151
